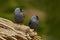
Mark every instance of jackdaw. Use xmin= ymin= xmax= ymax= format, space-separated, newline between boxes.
xmin=14 ymin=8 xmax=24 ymax=23
xmin=28 ymin=16 xmax=39 ymax=30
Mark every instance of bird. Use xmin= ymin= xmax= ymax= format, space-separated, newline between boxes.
xmin=28 ymin=16 xmax=39 ymax=30
xmin=14 ymin=8 xmax=24 ymax=24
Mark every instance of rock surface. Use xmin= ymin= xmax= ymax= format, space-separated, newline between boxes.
xmin=0 ymin=17 xmax=42 ymax=40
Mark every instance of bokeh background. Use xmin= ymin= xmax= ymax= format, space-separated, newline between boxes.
xmin=0 ymin=0 xmax=60 ymax=40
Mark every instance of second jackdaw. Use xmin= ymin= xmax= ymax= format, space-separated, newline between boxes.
xmin=28 ymin=16 xmax=39 ymax=30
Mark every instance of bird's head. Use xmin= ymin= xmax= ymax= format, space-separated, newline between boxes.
xmin=31 ymin=16 xmax=39 ymax=20
xmin=15 ymin=8 xmax=23 ymax=13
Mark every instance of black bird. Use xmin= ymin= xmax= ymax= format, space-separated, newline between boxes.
xmin=14 ymin=8 xmax=24 ymax=23
xmin=28 ymin=16 xmax=39 ymax=30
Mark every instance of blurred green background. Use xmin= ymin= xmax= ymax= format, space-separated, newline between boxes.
xmin=0 ymin=0 xmax=60 ymax=40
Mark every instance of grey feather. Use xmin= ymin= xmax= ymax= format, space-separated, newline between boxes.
xmin=28 ymin=16 xmax=39 ymax=30
xmin=14 ymin=8 xmax=24 ymax=23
